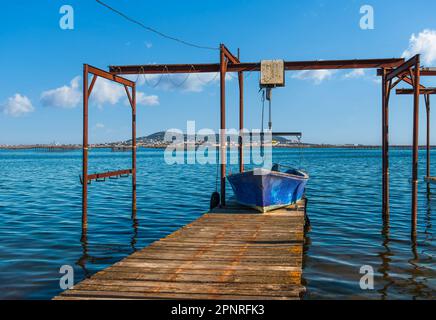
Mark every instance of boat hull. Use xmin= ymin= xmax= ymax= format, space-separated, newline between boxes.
xmin=227 ymin=169 xmax=308 ymax=213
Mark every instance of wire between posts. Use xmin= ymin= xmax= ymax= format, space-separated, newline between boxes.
xmin=95 ymin=0 xmax=219 ymax=51
xmin=138 ymin=65 xmax=223 ymax=89
xmin=193 ymin=65 xmax=220 ymax=85
xmin=164 ymin=65 xmax=194 ymax=88
xmin=142 ymin=71 xmax=165 ymax=88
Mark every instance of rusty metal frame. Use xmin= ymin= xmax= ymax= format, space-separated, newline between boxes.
xmin=218 ymin=44 xmax=243 ymax=206
xmin=108 ymin=52 xmax=404 ymax=210
xmin=380 ymin=55 xmax=423 ymax=238
xmin=425 ymin=94 xmax=431 ymax=186
xmin=110 ymin=58 xmax=404 ymax=74
xmin=397 ymin=88 xmax=435 ymax=196
xmin=82 ymin=64 xmax=136 ymax=230
xmin=80 ymin=45 xmax=415 ymax=236
xmin=383 ymin=58 xmax=436 ymax=238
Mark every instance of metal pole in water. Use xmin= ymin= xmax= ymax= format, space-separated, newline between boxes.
xmin=132 ymin=84 xmax=137 ymax=212
xmin=82 ymin=64 xmax=89 ymax=230
xmin=381 ymin=68 xmax=390 ymax=222
xmin=426 ymin=94 xmax=431 ymax=198
xmin=220 ymin=44 xmax=227 ymax=207
xmin=426 ymin=94 xmax=431 ymax=179
xmin=412 ymin=57 xmax=421 ymax=239
xmin=238 ymin=71 xmax=244 ymax=173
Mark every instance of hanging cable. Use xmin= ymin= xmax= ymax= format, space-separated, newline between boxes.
xmin=133 ymin=71 xmax=141 ymax=84
xmin=95 ymin=0 xmax=219 ymax=51
xmin=215 ymin=147 xmax=220 ymax=192
xmin=164 ymin=65 xmax=193 ymax=88
xmin=193 ymin=67 xmax=220 ymax=85
xmin=261 ymin=89 xmax=265 ymax=133
xmin=142 ymin=72 xmax=165 ymax=88
xmin=195 ymin=71 xmax=219 ymax=85
xmin=267 ymin=88 xmax=272 ymax=131
xmin=260 ymin=89 xmax=266 ymax=158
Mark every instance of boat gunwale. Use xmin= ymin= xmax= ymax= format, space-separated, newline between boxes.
xmin=227 ymin=168 xmax=309 ymax=181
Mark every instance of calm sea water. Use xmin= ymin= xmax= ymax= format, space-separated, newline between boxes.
xmin=0 ymin=148 xmax=434 ymax=300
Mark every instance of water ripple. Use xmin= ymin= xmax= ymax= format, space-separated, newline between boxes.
xmin=0 ymin=148 xmax=434 ymax=299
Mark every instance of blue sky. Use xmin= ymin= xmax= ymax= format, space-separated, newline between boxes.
xmin=1 ymin=0 xmax=436 ymax=145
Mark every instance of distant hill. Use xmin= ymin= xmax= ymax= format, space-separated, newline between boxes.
xmin=144 ymin=131 xmax=168 ymax=141
xmin=126 ymin=131 xmax=188 ymax=144
xmin=126 ymin=131 xmax=299 ymax=145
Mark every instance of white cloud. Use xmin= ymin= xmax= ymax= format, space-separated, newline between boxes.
xmin=292 ymin=70 xmax=335 ymax=84
xmin=91 ymin=77 xmax=126 ymax=107
xmin=1 ymin=94 xmax=34 ymax=117
xmin=145 ymin=42 xmax=153 ymax=49
xmin=95 ymin=123 xmax=105 ymax=129
xmin=87 ymin=77 xmax=161 ymax=108
xmin=40 ymin=76 xmax=160 ymax=109
xmin=402 ymin=29 xmax=436 ymax=65
xmin=136 ymin=92 xmax=159 ymax=106
xmin=344 ymin=69 xmax=365 ymax=79
xmin=123 ymin=91 xmax=159 ymax=107
xmin=40 ymin=76 xmax=81 ymax=108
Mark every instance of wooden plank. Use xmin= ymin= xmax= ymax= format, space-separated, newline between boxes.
xmin=55 ymin=201 xmax=306 ymax=300
xmin=55 ymin=290 xmax=300 ymax=300
xmin=130 ymin=251 xmax=302 ymax=260
xmin=92 ymin=271 xmax=302 ymax=285
xmin=72 ymin=280 xmax=302 ymax=295
xmin=125 ymin=254 xmax=303 ymax=262
xmin=97 ymin=266 xmax=301 ymax=278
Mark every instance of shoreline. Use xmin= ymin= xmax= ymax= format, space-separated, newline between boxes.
xmin=1 ymin=144 xmax=436 ymax=150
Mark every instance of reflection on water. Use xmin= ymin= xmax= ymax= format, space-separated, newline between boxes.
xmin=130 ymin=210 xmax=139 ymax=252
xmin=0 ymin=148 xmax=434 ymax=299
xmin=378 ymin=187 xmax=435 ymax=300
xmin=76 ymin=209 xmax=139 ymax=279
xmin=378 ymin=226 xmax=393 ymax=300
xmin=274 ymin=148 xmax=435 ymax=300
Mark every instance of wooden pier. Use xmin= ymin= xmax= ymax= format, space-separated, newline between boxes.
xmin=54 ymin=200 xmax=306 ymax=300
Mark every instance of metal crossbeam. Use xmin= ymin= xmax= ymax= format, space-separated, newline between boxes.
xmin=397 ymin=88 xmax=436 ymax=95
xmin=109 ymin=58 xmax=404 ymax=75
xmin=386 ymin=55 xmax=419 ymax=81
xmin=87 ymin=169 xmax=132 ymax=181
xmin=378 ymin=66 xmax=436 ymax=77
xmin=88 ymin=65 xmax=134 ymax=87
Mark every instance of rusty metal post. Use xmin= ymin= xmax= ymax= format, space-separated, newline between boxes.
xmin=132 ymin=85 xmax=137 ymax=212
xmin=382 ymin=68 xmax=390 ymax=221
xmin=220 ymin=45 xmax=227 ymax=207
xmin=412 ymin=57 xmax=421 ymax=238
xmin=426 ymin=94 xmax=431 ymax=179
xmin=82 ymin=64 xmax=89 ymax=230
xmin=425 ymin=94 xmax=431 ymax=198
xmin=238 ymin=71 xmax=244 ymax=173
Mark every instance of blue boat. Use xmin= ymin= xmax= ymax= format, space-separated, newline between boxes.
xmin=227 ymin=165 xmax=309 ymax=213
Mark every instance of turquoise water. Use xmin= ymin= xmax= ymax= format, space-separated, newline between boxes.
xmin=0 ymin=148 xmax=434 ymax=299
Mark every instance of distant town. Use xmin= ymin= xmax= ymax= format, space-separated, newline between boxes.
xmin=0 ymin=131 xmax=435 ymax=150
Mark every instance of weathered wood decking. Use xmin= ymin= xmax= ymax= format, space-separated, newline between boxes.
xmin=54 ymin=201 xmax=306 ymax=300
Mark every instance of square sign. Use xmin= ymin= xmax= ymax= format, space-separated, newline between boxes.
xmin=260 ymin=60 xmax=285 ymax=87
